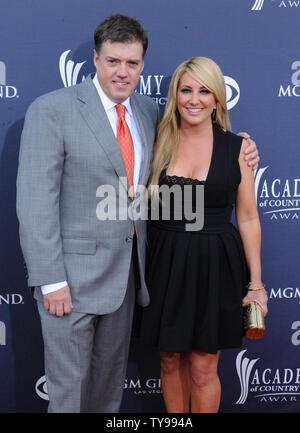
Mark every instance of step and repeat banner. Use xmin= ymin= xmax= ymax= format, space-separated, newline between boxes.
xmin=0 ymin=0 xmax=299 ymax=413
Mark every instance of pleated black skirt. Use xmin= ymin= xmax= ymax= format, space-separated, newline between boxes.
xmin=139 ymin=222 xmax=249 ymax=354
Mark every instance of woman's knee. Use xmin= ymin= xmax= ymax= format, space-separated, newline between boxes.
xmin=160 ymin=352 xmax=181 ymax=375
xmin=189 ymin=351 xmax=220 ymax=389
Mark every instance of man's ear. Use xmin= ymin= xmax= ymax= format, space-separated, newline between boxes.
xmin=93 ymin=49 xmax=99 ymax=67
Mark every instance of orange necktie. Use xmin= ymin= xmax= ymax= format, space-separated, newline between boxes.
xmin=115 ymin=103 xmax=135 ymax=199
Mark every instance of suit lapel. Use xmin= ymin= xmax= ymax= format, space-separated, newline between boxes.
xmin=75 ymin=75 xmax=153 ymax=193
xmin=76 ymin=75 xmax=128 ymax=189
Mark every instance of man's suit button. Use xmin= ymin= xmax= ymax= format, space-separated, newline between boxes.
xmin=126 ymin=237 xmax=132 ymax=243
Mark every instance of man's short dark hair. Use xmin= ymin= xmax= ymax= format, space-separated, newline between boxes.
xmin=94 ymin=14 xmax=148 ymax=57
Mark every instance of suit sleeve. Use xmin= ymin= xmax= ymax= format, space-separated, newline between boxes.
xmin=16 ymin=96 xmax=67 ymax=287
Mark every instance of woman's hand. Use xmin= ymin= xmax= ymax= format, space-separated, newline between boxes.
xmin=242 ymin=285 xmax=268 ymax=316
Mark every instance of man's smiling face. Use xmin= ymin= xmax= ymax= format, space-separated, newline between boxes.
xmin=94 ymin=40 xmax=144 ymax=103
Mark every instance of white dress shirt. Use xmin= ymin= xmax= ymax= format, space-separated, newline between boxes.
xmin=41 ymin=73 xmax=144 ymax=295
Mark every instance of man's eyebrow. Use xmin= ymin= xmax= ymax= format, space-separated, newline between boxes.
xmin=105 ymin=56 xmax=142 ymax=63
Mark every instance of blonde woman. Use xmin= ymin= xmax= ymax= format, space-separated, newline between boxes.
xmin=139 ymin=57 xmax=268 ymax=413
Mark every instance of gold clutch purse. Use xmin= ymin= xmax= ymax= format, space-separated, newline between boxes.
xmin=243 ymin=301 xmax=266 ymax=339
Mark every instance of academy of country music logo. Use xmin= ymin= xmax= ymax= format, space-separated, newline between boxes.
xmin=59 ymin=50 xmax=86 ymax=87
xmin=59 ymin=50 xmax=240 ymax=110
xmin=236 ymin=350 xmax=300 ymax=405
xmin=278 ymin=61 xmax=300 ymax=97
xmin=0 ymin=60 xmax=19 ymax=99
xmin=255 ymin=166 xmax=300 ymax=222
xmin=252 ymin=0 xmax=300 ymax=10
xmin=252 ymin=0 xmax=265 ymax=10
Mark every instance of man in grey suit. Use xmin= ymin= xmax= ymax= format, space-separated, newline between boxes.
xmin=17 ymin=14 xmax=258 ymax=413
xmin=17 ymin=14 xmax=159 ymax=413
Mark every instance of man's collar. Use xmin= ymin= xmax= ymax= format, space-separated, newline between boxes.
xmin=92 ymin=73 xmax=133 ymax=116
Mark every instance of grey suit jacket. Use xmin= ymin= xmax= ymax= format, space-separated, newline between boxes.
xmin=16 ymin=75 xmax=160 ymax=315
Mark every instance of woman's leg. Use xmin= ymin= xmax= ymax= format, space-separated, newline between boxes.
xmin=160 ymin=351 xmax=190 ymax=412
xmin=189 ymin=350 xmax=221 ymax=413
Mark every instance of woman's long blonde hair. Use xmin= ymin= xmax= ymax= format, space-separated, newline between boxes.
xmin=148 ymin=57 xmax=231 ymax=196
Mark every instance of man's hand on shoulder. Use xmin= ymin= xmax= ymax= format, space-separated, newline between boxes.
xmin=237 ymin=131 xmax=260 ymax=170
xmin=43 ymin=285 xmax=73 ymax=317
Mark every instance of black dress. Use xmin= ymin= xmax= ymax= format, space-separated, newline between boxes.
xmin=139 ymin=124 xmax=249 ymax=355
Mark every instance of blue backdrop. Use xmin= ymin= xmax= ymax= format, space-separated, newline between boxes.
xmin=0 ymin=0 xmax=299 ymax=413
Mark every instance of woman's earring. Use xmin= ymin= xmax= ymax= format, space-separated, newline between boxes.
xmin=212 ymin=108 xmax=217 ymax=123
